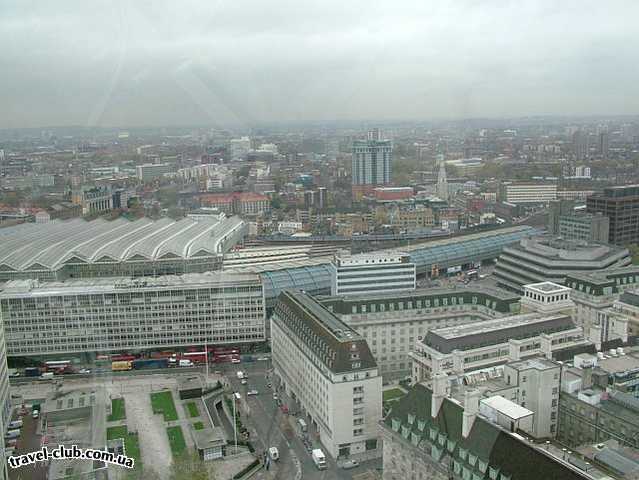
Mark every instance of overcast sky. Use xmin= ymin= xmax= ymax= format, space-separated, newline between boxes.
xmin=1 ymin=0 xmax=638 ymax=128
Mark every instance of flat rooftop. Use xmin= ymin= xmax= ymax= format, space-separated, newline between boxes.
xmin=423 ymin=313 xmax=576 ymax=354
xmin=525 ymin=282 xmax=570 ymax=294
xmin=0 ymin=272 xmax=261 ymax=297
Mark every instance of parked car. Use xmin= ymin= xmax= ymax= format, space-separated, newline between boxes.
xmin=247 ymin=390 xmax=259 ymax=396
xmin=273 ymin=393 xmax=278 ymax=400
xmin=342 ymin=460 xmax=360 ymax=470
xmin=267 ymin=383 xmax=272 ymax=388
xmin=241 ymin=379 xmax=247 ymax=385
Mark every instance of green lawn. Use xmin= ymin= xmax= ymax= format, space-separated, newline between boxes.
xmin=106 ymin=426 xmax=141 ymax=468
xmin=193 ymin=421 xmax=204 ymax=430
xmin=382 ymin=388 xmax=405 ymax=403
xmin=107 ymin=425 xmax=127 ymax=440
xmin=166 ymin=426 xmax=187 ymax=457
xmin=186 ymin=402 xmax=199 ymax=418
xmin=107 ymin=398 xmax=126 ymax=422
xmin=151 ymin=391 xmax=178 ymax=422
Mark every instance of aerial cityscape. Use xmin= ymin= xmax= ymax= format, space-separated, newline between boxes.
xmin=2 ymin=1 xmax=639 ymax=480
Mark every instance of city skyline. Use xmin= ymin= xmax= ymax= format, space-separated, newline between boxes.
xmin=2 ymin=1 xmax=639 ymax=129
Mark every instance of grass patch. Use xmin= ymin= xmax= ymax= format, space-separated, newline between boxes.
xmin=166 ymin=426 xmax=187 ymax=457
xmin=151 ymin=391 xmax=178 ymax=422
xmin=108 ymin=398 xmax=126 ymax=422
xmin=382 ymin=388 xmax=405 ymax=403
xmin=107 ymin=425 xmax=127 ymax=440
xmin=107 ymin=426 xmax=141 ymax=468
xmin=193 ymin=421 xmax=204 ymax=430
xmin=186 ymin=402 xmax=199 ymax=418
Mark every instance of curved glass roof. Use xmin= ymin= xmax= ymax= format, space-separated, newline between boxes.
xmin=0 ymin=215 xmax=247 ymax=273
xmin=260 ymin=226 xmax=535 ymax=302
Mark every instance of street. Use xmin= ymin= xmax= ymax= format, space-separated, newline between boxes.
xmin=221 ymin=360 xmax=382 ymax=480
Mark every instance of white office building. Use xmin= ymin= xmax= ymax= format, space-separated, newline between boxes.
xmin=500 ymin=182 xmax=557 ymax=204
xmin=410 ymin=311 xmax=586 ymax=382
xmin=0 ymin=273 xmax=265 ymax=357
xmin=331 ymin=251 xmax=415 ymax=297
xmin=271 ymin=291 xmax=382 ymax=459
xmin=230 ymin=136 xmax=251 ymax=160
xmin=136 ymin=163 xmax=173 ymax=182
xmin=321 ymin=287 xmax=521 ymax=381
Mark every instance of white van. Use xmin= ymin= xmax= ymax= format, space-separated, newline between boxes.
xmin=268 ymin=446 xmax=279 ymax=461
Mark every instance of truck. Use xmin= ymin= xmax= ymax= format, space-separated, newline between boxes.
xmin=40 ymin=372 xmax=54 ymax=380
xmin=112 ymin=361 xmax=132 ymax=371
xmin=132 ymin=358 xmax=169 ymax=370
xmin=311 ymin=449 xmax=327 ymax=470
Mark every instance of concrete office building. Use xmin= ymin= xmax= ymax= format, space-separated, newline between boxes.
xmin=599 ymin=289 xmax=639 ymax=339
xmin=559 ymin=351 xmax=639 ymax=450
xmin=136 ymin=162 xmax=173 ymax=182
xmin=71 ymin=185 xmax=113 ymax=215
xmin=410 ymin=304 xmax=587 ymax=382
xmin=558 ymin=213 xmax=609 ymax=243
xmin=565 ymin=266 xmax=639 ymax=346
xmin=330 ymin=251 xmax=416 ymax=297
xmin=0 ymin=305 xmax=10 ymax=480
xmin=0 ymin=273 xmax=265 ymax=357
xmin=499 ymin=182 xmax=557 ymax=204
xmin=230 ymin=136 xmax=251 ymax=160
xmin=587 ymin=184 xmax=639 ymax=245
xmin=321 ymin=287 xmax=521 ymax=381
xmin=381 ymin=382 xmax=593 ymax=480
xmin=494 ymin=235 xmax=631 ymax=294
xmin=271 ymin=291 xmax=382 ymax=459
xmin=352 ymin=129 xmax=392 ymax=195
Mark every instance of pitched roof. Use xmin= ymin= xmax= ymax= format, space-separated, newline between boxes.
xmin=384 ymin=383 xmax=591 ymax=480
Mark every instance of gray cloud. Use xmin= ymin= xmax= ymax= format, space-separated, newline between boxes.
xmin=1 ymin=0 xmax=638 ymax=128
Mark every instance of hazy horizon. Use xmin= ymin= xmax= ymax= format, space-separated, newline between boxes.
xmin=2 ymin=0 xmax=639 ymax=129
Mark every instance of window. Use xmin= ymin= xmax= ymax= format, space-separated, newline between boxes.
xmin=353 ymin=428 xmax=364 ymax=436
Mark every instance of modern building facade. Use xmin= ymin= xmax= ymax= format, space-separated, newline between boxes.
xmin=587 ymin=184 xmax=639 ymax=245
xmin=271 ymin=291 xmax=382 ymax=459
xmin=0 ymin=273 xmax=265 ymax=357
xmin=558 ymin=213 xmax=609 ymax=243
xmin=494 ymin=235 xmax=631 ymax=294
xmin=499 ymin=182 xmax=557 ymax=204
xmin=331 ymin=251 xmax=416 ymax=297
xmin=565 ymin=266 xmax=639 ymax=345
xmin=559 ymin=351 xmax=639 ymax=450
xmin=136 ymin=162 xmax=173 ymax=182
xmin=321 ymin=287 xmax=521 ymax=381
xmin=230 ymin=136 xmax=251 ymax=160
xmin=352 ymin=129 xmax=392 ymax=188
xmin=410 ymin=312 xmax=586 ymax=382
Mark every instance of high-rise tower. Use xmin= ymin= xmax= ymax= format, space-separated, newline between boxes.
xmin=436 ymin=154 xmax=449 ymax=202
xmin=351 ymin=129 xmax=392 ymax=199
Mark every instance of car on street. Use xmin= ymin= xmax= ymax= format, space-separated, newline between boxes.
xmin=79 ymin=368 xmax=91 ymax=374
xmin=247 ymin=390 xmax=259 ymax=396
xmin=231 ymin=358 xmax=241 ymax=364
xmin=342 ymin=460 xmax=360 ymax=470
xmin=273 ymin=393 xmax=278 ymax=400
xmin=241 ymin=379 xmax=247 ymax=384
xmin=266 ymin=383 xmax=272 ymax=388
